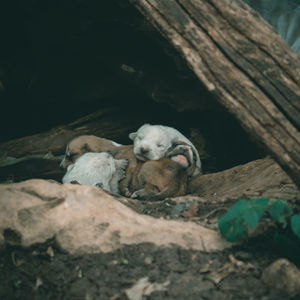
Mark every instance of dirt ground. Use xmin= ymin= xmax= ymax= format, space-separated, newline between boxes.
xmin=1 ymin=155 xmax=299 ymax=300
xmin=1 ymin=197 xmax=299 ymax=300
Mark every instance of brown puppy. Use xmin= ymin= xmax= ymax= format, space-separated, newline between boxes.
xmin=107 ymin=144 xmax=138 ymax=197
xmin=61 ymin=136 xmax=196 ymax=200
xmin=130 ymin=142 xmax=197 ymax=201
xmin=60 ymin=135 xmax=121 ymax=170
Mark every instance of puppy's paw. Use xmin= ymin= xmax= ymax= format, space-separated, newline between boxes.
xmin=116 ymin=158 xmax=128 ymax=170
xmin=171 ymin=154 xmax=189 ymax=168
xmin=120 ymin=159 xmax=129 ymax=169
xmin=168 ymin=143 xmax=193 ymax=168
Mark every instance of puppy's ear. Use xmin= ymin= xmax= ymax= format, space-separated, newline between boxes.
xmin=129 ymin=123 xmax=151 ymax=140
xmin=81 ymin=143 xmax=92 ymax=153
xmin=129 ymin=132 xmax=137 ymax=140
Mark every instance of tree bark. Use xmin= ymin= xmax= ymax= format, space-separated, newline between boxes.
xmin=0 ymin=107 xmax=145 ymax=183
xmin=130 ymin=0 xmax=300 ymax=189
xmin=0 ymin=107 xmax=143 ymax=158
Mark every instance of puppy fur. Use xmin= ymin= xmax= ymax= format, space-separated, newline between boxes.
xmin=62 ymin=152 xmax=127 ymax=193
xmin=60 ymin=135 xmax=137 ymax=196
xmin=129 ymin=123 xmax=202 ymax=177
xmin=60 ymin=135 xmax=121 ymax=170
xmin=61 ymin=135 xmax=196 ymax=200
xmin=130 ymin=141 xmax=197 ymax=201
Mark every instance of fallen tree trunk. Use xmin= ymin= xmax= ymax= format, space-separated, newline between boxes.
xmin=188 ymin=156 xmax=300 ymax=202
xmin=0 ymin=106 xmax=144 ymax=158
xmin=130 ymin=0 xmax=300 ymax=189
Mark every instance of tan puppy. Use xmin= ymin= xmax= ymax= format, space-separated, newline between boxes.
xmin=108 ymin=144 xmax=138 ymax=197
xmin=130 ymin=142 xmax=197 ymax=201
xmin=61 ymin=136 xmax=196 ymax=200
xmin=60 ymin=135 xmax=121 ymax=170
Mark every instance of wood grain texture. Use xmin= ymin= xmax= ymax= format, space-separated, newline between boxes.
xmin=0 ymin=107 xmax=140 ymax=158
xmin=130 ymin=0 xmax=300 ymax=189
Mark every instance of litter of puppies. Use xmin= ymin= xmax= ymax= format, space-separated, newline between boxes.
xmin=60 ymin=124 xmax=202 ymax=200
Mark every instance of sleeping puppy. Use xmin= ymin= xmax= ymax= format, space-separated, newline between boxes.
xmin=62 ymin=152 xmax=128 ymax=193
xmin=130 ymin=141 xmax=197 ymax=201
xmin=60 ymin=135 xmax=121 ymax=170
xmin=129 ymin=124 xmax=202 ymax=177
xmin=60 ymin=135 xmax=137 ymax=196
xmin=60 ymin=135 xmax=196 ymax=200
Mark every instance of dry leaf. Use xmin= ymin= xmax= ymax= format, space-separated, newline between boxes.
xmin=125 ymin=277 xmax=169 ymax=300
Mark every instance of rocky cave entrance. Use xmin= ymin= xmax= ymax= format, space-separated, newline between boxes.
xmin=0 ymin=0 xmax=264 ymax=183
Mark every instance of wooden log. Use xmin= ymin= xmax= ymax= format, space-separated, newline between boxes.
xmin=0 ymin=157 xmax=65 ymax=183
xmin=130 ymin=0 xmax=300 ymax=189
xmin=188 ymin=157 xmax=300 ymax=202
xmin=0 ymin=106 xmax=147 ymax=183
xmin=0 ymin=107 xmax=145 ymax=158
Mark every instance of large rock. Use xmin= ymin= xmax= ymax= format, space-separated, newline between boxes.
xmin=0 ymin=179 xmax=229 ymax=254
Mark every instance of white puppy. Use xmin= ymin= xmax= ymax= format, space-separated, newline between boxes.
xmin=129 ymin=124 xmax=202 ymax=177
xmin=62 ymin=152 xmax=128 ymax=193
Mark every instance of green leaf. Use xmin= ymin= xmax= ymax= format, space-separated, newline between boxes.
xmin=219 ymin=216 xmax=248 ymax=243
xmin=218 ymin=200 xmax=249 ymax=242
xmin=269 ymin=200 xmax=293 ymax=228
xmin=291 ymin=215 xmax=300 ymax=239
xmin=248 ymin=198 xmax=269 ymax=218
xmin=242 ymin=207 xmax=259 ymax=228
xmin=219 ymin=199 xmax=249 ymax=222
xmin=218 ymin=198 xmax=269 ymax=242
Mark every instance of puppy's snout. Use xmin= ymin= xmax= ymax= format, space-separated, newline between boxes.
xmin=140 ymin=147 xmax=149 ymax=155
